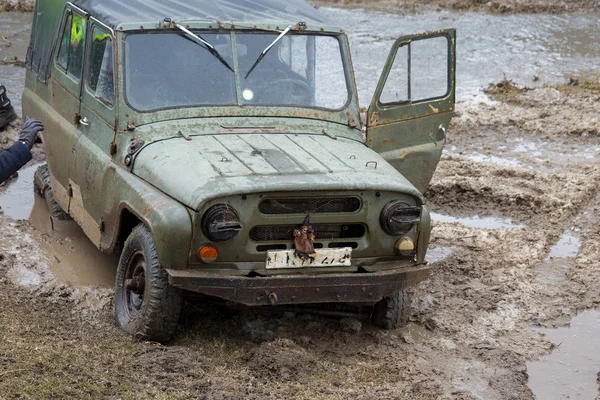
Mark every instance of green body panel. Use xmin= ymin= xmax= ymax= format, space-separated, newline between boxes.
xmin=132 ymin=133 xmax=424 ymax=211
xmin=367 ymin=29 xmax=456 ymax=193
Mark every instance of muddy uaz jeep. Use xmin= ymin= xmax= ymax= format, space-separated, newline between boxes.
xmin=23 ymin=0 xmax=456 ymax=341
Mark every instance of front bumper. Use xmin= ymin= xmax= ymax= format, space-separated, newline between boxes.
xmin=167 ymin=266 xmax=430 ymax=306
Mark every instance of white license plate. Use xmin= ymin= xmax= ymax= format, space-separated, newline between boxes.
xmin=265 ymin=247 xmax=352 ymax=269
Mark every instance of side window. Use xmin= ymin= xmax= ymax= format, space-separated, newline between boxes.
xmin=56 ymin=12 xmax=87 ymax=80
xmin=86 ymin=26 xmax=114 ymax=106
xmin=380 ymin=35 xmax=450 ymax=105
xmin=56 ymin=14 xmax=72 ymax=70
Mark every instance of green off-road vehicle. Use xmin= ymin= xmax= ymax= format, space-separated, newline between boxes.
xmin=24 ymin=0 xmax=456 ymax=341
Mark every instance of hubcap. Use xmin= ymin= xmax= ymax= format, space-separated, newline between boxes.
xmin=123 ymin=251 xmax=146 ymax=319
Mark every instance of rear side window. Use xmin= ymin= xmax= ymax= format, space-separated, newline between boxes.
xmin=86 ymin=26 xmax=114 ymax=106
xmin=56 ymin=12 xmax=87 ymax=80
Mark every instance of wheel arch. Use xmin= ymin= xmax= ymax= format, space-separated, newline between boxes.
xmin=98 ymin=165 xmax=193 ymax=270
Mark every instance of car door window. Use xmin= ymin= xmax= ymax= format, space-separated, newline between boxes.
xmin=380 ymin=35 xmax=449 ymax=105
xmin=56 ymin=12 xmax=86 ymax=81
xmin=86 ymin=26 xmax=114 ymax=106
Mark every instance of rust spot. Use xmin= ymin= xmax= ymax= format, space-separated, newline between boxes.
xmin=346 ymin=112 xmax=357 ymax=128
xmin=382 ymin=138 xmax=389 ymax=144
xmin=368 ymin=112 xmax=379 ymax=127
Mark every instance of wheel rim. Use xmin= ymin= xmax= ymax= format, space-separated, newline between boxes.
xmin=123 ymin=250 xmax=146 ymax=319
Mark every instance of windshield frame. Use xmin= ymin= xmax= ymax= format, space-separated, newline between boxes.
xmin=122 ymin=28 xmax=352 ymax=114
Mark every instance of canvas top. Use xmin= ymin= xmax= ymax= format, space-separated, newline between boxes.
xmin=72 ymin=0 xmax=329 ymax=28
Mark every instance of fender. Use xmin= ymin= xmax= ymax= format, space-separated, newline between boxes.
xmin=98 ymin=164 xmax=193 ymax=270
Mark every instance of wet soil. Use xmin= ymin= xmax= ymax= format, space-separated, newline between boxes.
xmin=1 ymin=83 xmax=599 ymax=398
xmin=311 ymin=0 xmax=600 ymax=14
xmin=1 ymin=6 xmax=600 ymax=400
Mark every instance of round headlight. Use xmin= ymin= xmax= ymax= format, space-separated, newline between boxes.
xmin=380 ymin=200 xmax=421 ymax=235
xmin=202 ymin=204 xmax=242 ymax=242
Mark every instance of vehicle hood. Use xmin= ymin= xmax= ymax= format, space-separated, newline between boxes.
xmin=132 ymin=133 xmax=423 ymax=211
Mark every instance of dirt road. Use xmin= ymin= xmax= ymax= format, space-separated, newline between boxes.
xmin=1 ymin=78 xmax=598 ymax=398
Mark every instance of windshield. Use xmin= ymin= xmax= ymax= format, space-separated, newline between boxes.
xmin=124 ymin=31 xmax=349 ymax=112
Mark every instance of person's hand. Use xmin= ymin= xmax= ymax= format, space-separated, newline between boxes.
xmin=19 ymin=116 xmax=44 ymax=150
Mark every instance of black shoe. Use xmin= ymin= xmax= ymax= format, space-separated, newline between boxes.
xmin=0 ymin=85 xmax=17 ymax=131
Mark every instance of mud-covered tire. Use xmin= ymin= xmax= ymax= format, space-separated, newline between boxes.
xmin=33 ymin=164 xmax=71 ymax=220
xmin=371 ymin=287 xmax=411 ymax=330
xmin=115 ymin=224 xmax=182 ymax=342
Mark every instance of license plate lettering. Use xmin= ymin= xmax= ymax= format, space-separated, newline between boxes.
xmin=266 ymin=247 xmax=352 ymax=269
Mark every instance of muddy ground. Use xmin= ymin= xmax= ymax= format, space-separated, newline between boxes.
xmin=2 ymin=0 xmax=600 ymax=14
xmin=310 ymin=0 xmax=600 ymax=14
xmin=0 ymin=78 xmax=599 ymax=399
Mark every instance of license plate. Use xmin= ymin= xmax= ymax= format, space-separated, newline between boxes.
xmin=265 ymin=247 xmax=352 ymax=269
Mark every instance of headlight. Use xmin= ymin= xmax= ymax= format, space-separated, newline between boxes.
xmin=202 ymin=204 xmax=242 ymax=242
xmin=380 ymin=200 xmax=421 ymax=235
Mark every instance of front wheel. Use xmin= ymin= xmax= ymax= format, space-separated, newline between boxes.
xmin=371 ymin=287 xmax=411 ymax=330
xmin=115 ymin=224 xmax=182 ymax=342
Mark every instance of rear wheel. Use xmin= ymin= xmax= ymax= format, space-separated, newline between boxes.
xmin=371 ymin=287 xmax=411 ymax=329
xmin=33 ymin=164 xmax=71 ymax=220
xmin=115 ymin=224 xmax=182 ymax=342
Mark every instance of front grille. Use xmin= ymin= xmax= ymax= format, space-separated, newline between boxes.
xmin=249 ymin=223 xmax=366 ymax=242
xmin=258 ymin=197 xmax=361 ymax=214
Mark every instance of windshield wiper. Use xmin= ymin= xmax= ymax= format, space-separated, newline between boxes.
xmin=245 ymin=25 xmax=293 ymax=79
xmin=174 ymin=24 xmax=234 ymax=72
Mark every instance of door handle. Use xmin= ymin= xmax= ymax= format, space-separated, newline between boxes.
xmin=79 ymin=116 xmax=90 ymax=126
xmin=437 ymin=124 xmax=447 ymax=145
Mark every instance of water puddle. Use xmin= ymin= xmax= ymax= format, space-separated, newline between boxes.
xmin=6 ymin=263 xmax=42 ymax=287
xmin=318 ymin=8 xmax=600 ymax=105
xmin=28 ymin=195 xmax=118 ymax=288
xmin=527 ymin=310 xmax=600 ymax=400
xmin=426 ymin=245 xmax=455 ymax=263
xmin=431 ymin=212 xmax=526 ymax=230
xmin=462 ymin=152 xmax=523 ymax=169
xmin=546 ymin=232 xmax=581 ymax=260
xmin=0 ymin=163 xmax=38 ymax=219
xmin=0 ymin=166 xmax=118 ymax=288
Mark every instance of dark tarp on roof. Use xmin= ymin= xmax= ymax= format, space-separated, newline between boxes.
xmin=72 ymin=0 xmax=329 ymax=28
xmin=27 ymin=0 xmax=328 ymax=83
xmin=26 ymin=0 xmax=68 ymax=82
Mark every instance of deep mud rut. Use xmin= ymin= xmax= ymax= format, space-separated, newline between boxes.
xmin=1 ymin=11 xmax=600 ymax=400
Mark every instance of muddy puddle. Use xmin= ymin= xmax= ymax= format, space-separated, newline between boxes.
xmin=317 ymin=8 xmax=600 ymax=104
xmin=0 ymin=164 xmax=117 ymax=288
xmin=431 ymin=212 xmax=525 ymax=229
xmin=547 ymin=232 xmax=581 ymax=260
xmin=447 ymin=137 xmax=600 ymax=173
xmin=30 ymin=197 xmax=118 ymax=288
xmin=426 ymin=245 xmax=456 ymax=263
xmin=527 ymin=310 xmax=600 ymax=400
xmin=0 ymin=162 xmax=37 ymax=219
xmin=0 ymin=12 xmax=30 ymax=115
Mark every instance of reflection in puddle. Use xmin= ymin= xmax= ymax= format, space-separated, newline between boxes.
xmin=0 ymin=163 xmax=38 ymax=219
xmin=527 ymin=310 xmax=600 ymax=400
xmin=463 ymin=152 xmax=523 ymax=168
xmin=6 ymin=264 xmax=42 ymax=287
xmin=427 ymin=245 xmax=455 ymax=263
xmin=431 ymin=213 xmax=526 ymax=230
xmin=547 ymin=232 xmax=581 ymax=260
xmin=28 ymin=195 xmax=118 ymax=288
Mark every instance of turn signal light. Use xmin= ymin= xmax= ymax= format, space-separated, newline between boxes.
xmin=395 ymin=237 xmax=415 ymax=256
xmin=197 ymin=245 xmax=218 ymax=263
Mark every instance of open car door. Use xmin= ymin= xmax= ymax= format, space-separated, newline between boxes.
xmin=366 ymin=29 xmax=456 ymax=193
